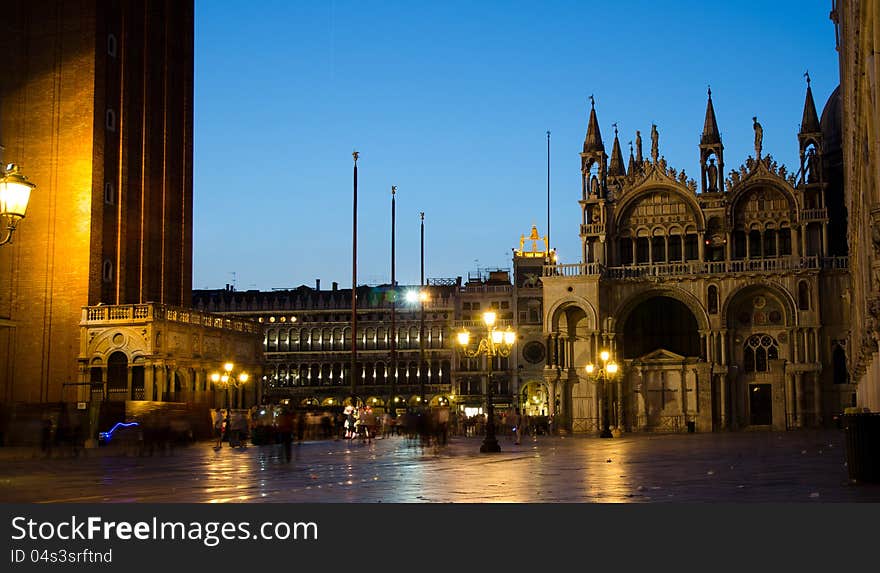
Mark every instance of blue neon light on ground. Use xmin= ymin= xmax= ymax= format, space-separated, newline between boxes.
xmin=99 ymin=422 xmax=139 ymax=441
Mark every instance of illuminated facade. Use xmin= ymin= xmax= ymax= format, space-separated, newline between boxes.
xmin=0 ymin=1 xmax=207 ymax=407
xmin=192 ymin=239 xmax=554 ymax=417
xmin=193 ymin=282 xmax=461 ymax=411
xmin=541 ymin=86 xmax=852 ymax=433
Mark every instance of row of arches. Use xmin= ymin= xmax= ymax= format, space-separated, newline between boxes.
xmin=548 ymin=280 xmax=810 ymax=337
xmin=612 ymin=181 xmax=804 ymax=233
xmin=265 ymin=326 xmax=447 ymax=352
xmin=266 ymin=360 xmax=453 ymax=388
xmin=596 ymin=182 xmax=829 ymax=267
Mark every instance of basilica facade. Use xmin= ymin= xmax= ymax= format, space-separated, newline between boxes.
xmin=541 ymin=83 xmax=853 ymax=434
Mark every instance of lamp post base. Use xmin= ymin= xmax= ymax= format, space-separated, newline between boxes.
xmin=480 ymin=436 xmax=502 ymax=452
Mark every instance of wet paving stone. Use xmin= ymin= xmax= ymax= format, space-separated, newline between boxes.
xmin=1 ymin=429 xmax=878 ymax=503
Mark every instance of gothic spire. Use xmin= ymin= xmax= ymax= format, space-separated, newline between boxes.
xmin=800 ymin=72 xmax=821 ymax=135
xmin=583 ymin=95 xmax=605 ymax=153
xmin=608 ymin=123 xmax=626 ymax=177
xmin=701 ymin=86 xmax=722 ymax=145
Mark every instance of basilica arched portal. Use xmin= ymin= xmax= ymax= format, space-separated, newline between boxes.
xmin=616 ymin=294 xmax=705 ymax=433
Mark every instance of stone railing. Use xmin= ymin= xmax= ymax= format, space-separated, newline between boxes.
xmin=801 ymin=208 xmax=828 ymax=220
xmin=543 ymin=263 xmax=603 ymax=277
xmin=461 ymin=284 xmax=513 ymax=294
xmin=544 ymin=256 xmax=849 ymax=279
xmin=580 ymin=223 xmax=606 ymax=235
xmin=452 ymin=319 xmax=514 ymax=329
xmin=82 ymin=303 xmax=260 ymax=333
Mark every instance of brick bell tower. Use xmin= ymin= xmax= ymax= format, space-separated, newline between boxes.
xmin=0 ymin=0 xmax=194 ymax=404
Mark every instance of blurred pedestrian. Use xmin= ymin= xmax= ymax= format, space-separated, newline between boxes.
xmin=343 ymin=405 xmax=356 ymax=440
xmin=40 ymin=417 xmax=54 ymax=458
xmin=436 ymin=406 xmax=449 ymax=446
xmin=509 ymin=409 xmax=521 ymax=445
xmin=276 ymin=408 xmax=294 ymax=462
xmin=214 ymin=410 xmax=230 ymax=449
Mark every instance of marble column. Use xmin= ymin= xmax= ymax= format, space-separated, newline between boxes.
xmin=156 ymin=364 xmax=167 ymax=402
xmin=795 ymin=373 xmax=805 ymax=428
xmin=144 ymin=366 xmax=154 ymax=403
xmin=680 ymin=366 xmax=688 ymax=428
xmin=785 ymin=372 xmax=795 ymax=429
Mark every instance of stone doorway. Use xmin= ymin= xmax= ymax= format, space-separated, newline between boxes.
xmin=749 ymin=383 xmax=772 ymax=425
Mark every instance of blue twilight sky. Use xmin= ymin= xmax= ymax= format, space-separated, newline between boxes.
xmin=192 ymin=0 xmax=839 ymax=291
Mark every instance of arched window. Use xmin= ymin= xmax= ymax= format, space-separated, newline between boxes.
xmin=636 ymin=237 xmax=649 ymax=264
xmin=104 ymin=182 xmax=116 ymax=205
xmin=102 ymin=259 xmax=114 ymax=283
xmin=619 ymin=238 xmax=634 ymax=265
xmin=779 ymin=226 xmax=792 ymax=255
xmin=798 ymin=281 xmax=810 ymax=310
xmin=707 ymin=285 xmax=719 ymax=315
xmin=748 ymin=230 xmax=762 ymax=258
xmin=107 ymin=33 xmax=118 ymax=57
xmin=107 ymin=351 xmax=128 ymax=400
xmin=744 ymin=334 xmax=779 ymax=372
xmin=763 ymin=229 xmax=777 ymax=257
xmin=651 ymin=236 xmax=666 ymax=263
xmin=733 ymin=230 xmax=747 ymax=259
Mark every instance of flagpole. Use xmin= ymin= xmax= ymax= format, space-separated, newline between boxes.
xmin=351 ymin=151 xmax=359 ymax=404
xmin=547 ymin=130 xmax=551 ymax=251
xmin=389 ymin=185 xmax=397 ymax=417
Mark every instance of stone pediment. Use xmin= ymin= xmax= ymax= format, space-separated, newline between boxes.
xmin=725 ymin=154 xmax=797 ymax=192
xmin=634 ymin=348 xmax=687 ymax=363
xmin=621 ymin=159 xmax=697 ymax=198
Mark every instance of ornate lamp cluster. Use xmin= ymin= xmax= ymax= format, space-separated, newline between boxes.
xmin=457 ymin=310 xmax=516 ymax=452
xmin=0 ymin=163 xmax=36 ymax=246
xmin=210 ymin=362 xmax=249 ymax=410
xmin=584 ymin=350 xmax=619 ymax=438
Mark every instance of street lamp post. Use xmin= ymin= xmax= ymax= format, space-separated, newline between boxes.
xmin=457 ymin=310 xmax=516 ymax=453
xmin=585 ymin=350 xmax=619 ymax=438
xmin=0 ymin=163 xmax=36 ymax=246
xmin=210 ymin=362 xmax=250 ymax=412
xmin=406 ymin=288 xmax=429 ymax=406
